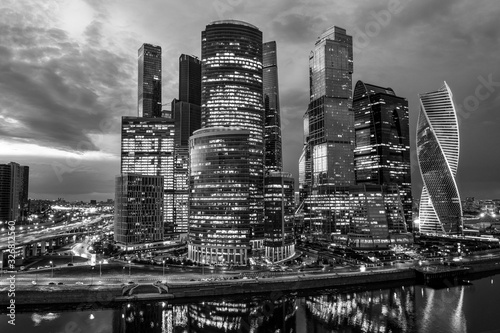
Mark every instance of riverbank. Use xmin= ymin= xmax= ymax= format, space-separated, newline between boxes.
xmin=2 ymin=257 xmax=500 ymax=310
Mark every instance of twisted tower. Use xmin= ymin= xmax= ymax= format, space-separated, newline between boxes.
xmin=417 ymin=82 xmax=462 ymax=234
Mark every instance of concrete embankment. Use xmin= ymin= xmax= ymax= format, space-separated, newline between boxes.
xmin=2 ymin=258 xmax=500 ymax=308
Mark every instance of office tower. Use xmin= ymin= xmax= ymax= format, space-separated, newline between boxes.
xmin=0 ymin=162 xmax=29 ymax=222
xmin=188 ymin=127 xmax=255 ymax=265
xmin=264 ymin=171 xmax=295 ymax=261
xmin=138 ymin=43 xmax=162 ymax=118
xmin=353 ymin=81 xmax=412 ymax=228
xmin=179 ymin=54 xmax=202 ymax=105
xmin=170 ymin=55 xmax=202 ymax=237
xmin=114 ymin=174 xmax=164 ymax=246
xmin=417 ymin=82 xmax=462 ymax=234
xmin=263 ymin=41 xmax=282 ymax=172
xmin=119 ymin=116 xmax=176 ymax=239
xmin=190 ymin=20 xmax=264 ymax=260
xmin=303 ymin=184 xmax=410 ymax=248
xmin=300 ymin=26 xmax=354 ymax=204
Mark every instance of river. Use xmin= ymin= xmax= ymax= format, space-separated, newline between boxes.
xmin=2 ymin=273 xmax=500 ymax=332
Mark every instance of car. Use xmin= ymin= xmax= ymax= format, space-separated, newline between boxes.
xmin=19 ymin=266 xmax=25 ymax=271
xmin=48 ymin=282 xmax=55 ymax=285
xmin=57 ymin=282 xmax=64 ymax=285
xmin=44 ymin=265 xmax=51 ymax=268
xmin=29 ymin=267 xmax=36 ymax=271
xmin=128 ymin=281 xmax=135 ymax=284
xmin=31 ymin=281 xmax=37 ymax=285
xmin=67 ymin=263 xmax=74 ymax=266
xmin=75 ymin=282 xmax=84 ymax=285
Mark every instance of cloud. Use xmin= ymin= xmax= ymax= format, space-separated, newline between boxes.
xmin=0 ymin=1 xmax=134 ymax=153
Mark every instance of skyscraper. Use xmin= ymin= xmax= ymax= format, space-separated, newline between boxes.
xmin=115 ymin=174 xmax=164 ymax=246
xmin=179 ymin=54 xmax=202 ymax=106
xmin=353 ymin=81 xmax=412 ymax=228
xmin=119 ymin=116 xmax=176 ymax=239
xmin=192 ymin=20 xmax=264 ymax=256
xmin=263 ymin=41 xmax=282 ymax=172
xmin=417 ymin=82 xmax=462 ymax=234
xmin=170 ymin=55 xmax=202 ymax=237
xmin=300 ymin=26 xmax=354 ymax=198
xmin=138 ymin=43 xmax=162 ymax=118
xmin=188 ymin=127 xmax=254 ymax=265
xmin=0 ymin=162 xmax=29 ymax=223
xmin=264 ymin=171 xmax=295 ymax=261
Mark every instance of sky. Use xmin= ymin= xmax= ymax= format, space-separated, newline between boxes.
xmin=1 ymin=0 xmax=499 ymax=202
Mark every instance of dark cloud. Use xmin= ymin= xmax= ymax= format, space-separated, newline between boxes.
xmin=0 ymin=3 xmax=133 ymax=153
xmin=1 ymin=0 xmax=500 ymax=201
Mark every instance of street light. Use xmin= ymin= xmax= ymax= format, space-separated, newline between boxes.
xmin=99 ymin=260 xmax=102 ymax=277
xmin=162 ymin=260 xmax=165 ymax=278
xmin=91 ymin=266 xmax=94 ymax=285
xmin=202 ymin=259 xmax=205 ymax=276
xmin=50 ymin=261 xmax=53 ymax=278
xmin=128 ymin=260 xmax=131 ymax=277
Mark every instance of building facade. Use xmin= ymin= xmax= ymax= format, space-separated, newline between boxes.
xmin=114 ymin=174 xmax=164 ymax=246
xmin=194 ymin=20 xmax=265 ymax=255
xmin=417 ymin=82 xmax=462 ymax=234
xmin=353 ymin=81 xmax=412 ymax=229
xmin=179 ymin=54 xmax=202 ymax=106
xmin=138 ymin=43 xmax=162 ymax=118
xmin=0 ymin=162 xmax=29 ymax=223
xmin=188 ymin=127 xmax=254 ymax=265
xmin=120 ymin=116 xmax=176 ymax=238
xmin=263 ymin=41 xmax=283 ymax=172
xmin=264 ymin=171 xmax=295 ymax=261
xmin=300 ymin=26 xmax=354 ymax=202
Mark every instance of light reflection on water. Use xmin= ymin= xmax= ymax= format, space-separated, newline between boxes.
xmin=2 ymin=274 xmax=500 ymax=333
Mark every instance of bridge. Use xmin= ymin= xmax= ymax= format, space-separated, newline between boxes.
xmin=0 ymin=215 xmax=112 ymax=267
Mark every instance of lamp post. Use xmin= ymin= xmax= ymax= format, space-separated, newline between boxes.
xmin=128 ymin=260 xmax=131 ymax=277
xmin=50 ymin=261 xmax=53 ymax=278
xmin=99 ymin=260 xmax=102 ymax=277
xmin=162 ymin=260 xmax=165 ymax=278
xmin=91 ymin=265 xmax=94 ymax=285
xmin=122 ymin=266 xmax=125 ymax=280
xmin=202 ymin=259 xmax=205 ymax=276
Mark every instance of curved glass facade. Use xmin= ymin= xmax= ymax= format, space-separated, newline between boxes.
xmin=199 ymin=20 xmax=265 ymax=248
xmin=417 ymin=82 xmax=462 ymax=234
xmin=188 ymin=127 xmax=255 ymax=265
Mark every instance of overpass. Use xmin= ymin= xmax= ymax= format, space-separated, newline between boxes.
xmin=0 ymin=214 xmax=112 ymax=267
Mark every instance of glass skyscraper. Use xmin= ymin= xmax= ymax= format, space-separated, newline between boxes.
xmin=188 ymin=127 xmax=254 ymax=266
xmin=353 ymin=81 xmax=412 ymax=229
xmin=300 ymin=26 xmax=354 ymax=200
xmin=189 ymin=20 xmax=264 ymax=262
xmin=114 ymin=174 xmax=164 ymax=245
xmin=138 ymin=43 xmax=162 ymax=118
xmin=417 ymin=82 xmax=462 ymax=234
xmin=0 ymin=162 xmax=29 ymax=223
xmin=263 ymin=41 xmax=282 ymax=172
xmin=179 ymin=54 xmax=201 ymax=106
xmin=119 ymin=116 xmax=176 ymax=239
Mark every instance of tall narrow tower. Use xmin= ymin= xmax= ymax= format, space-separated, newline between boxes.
xmin=417 ymin=82 xmax=462 ymax=234
xmin=188 ymin=20 xmax=264 ymax=265
xmin=138 ymin=43 xmax=162 ymax=118
xmin=353 ymin=81 xmax=412 ymax=230
xmin=300 ymin=26 xmax=354 ymax=198
xmin=263 ymin=41 xmax=282 ymax=172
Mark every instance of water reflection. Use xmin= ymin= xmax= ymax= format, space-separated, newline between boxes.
xmin=3 ymin=275 xmax=500 ymax=333
xmin=304 ymin=286 xmax=416 ymax=332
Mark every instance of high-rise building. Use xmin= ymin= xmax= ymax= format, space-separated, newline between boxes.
xmin=188 ymin=127 xmax=255 ymax=265
xmin=191 ymin=20 xmax=264 ymax=257
xmin=179 ymin=54 xmax=202 ymax=106
xmin=263 ymin=41 xmax=282 ymax=172
xmin=120 ymin=116 xmax=176 ymax=238
xmin=417 ymin=82 xmax=462 ymax=234
xmin=264 ymin=171 xmax=295 ymax=261
xmin=300 ymin=26 xmax=354 ymax=200
xmin=138 ymin=43 xmax=162 ymax=118
xmin=171 ymin=100 xmax=201 ymax=148
xmin=114 ymin=174 xmax=164 ymax=246
xmin=302 ymin=184 xmax=410 ymax=249
xmin=353 ymin=81 xmax=412 ymax=228
xmin=0 ymin=162 xmax=29 ymax=222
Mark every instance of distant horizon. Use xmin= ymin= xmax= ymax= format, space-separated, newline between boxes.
xmin=1 ymin=0 xmax=499 ymax=201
